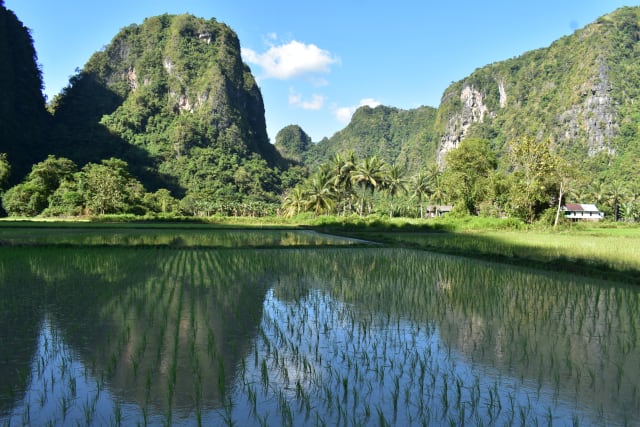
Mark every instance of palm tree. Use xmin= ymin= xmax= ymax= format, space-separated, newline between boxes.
xmin=588 ymin=181 xmax=608 ymax=208
xmin=281 ymin=186 xmax=306 ymax=217
xmin=606 ymin=180 xmax=629 ymax=222
xmin=568 ymin=186 xmax=589 ymax=203
xmin=430 ymin=174 xmax=447 ymax=206
xmin=383 ymin=163 xmax=408 ymax=218
xmin=330 ymin=152 xmax=356 ymax=215
xmin=351 ymin=156 xmax=386 ymax=216
xmin=412 ymin=171 xmax=432 ymax=218
xmin=305 ymin=170 xmax=335 ymax=216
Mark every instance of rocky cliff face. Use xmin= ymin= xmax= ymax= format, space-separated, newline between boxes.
xmin=435 ymin=7 xmax=638 ymax=164
xmin=559 ymin=59 xmax=617 ymax=156
xmin=437 ymin=85 xmax=491 ymax=164
xmin=437 ymin=62 xmax=618 ymax=163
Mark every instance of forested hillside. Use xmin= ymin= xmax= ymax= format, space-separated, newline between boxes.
xmin=435 ymin=6 xmax=640 ymax=183
xmin=0 ymin=0 xmax=49 ymax=186
xmin=48 ymin=13 xmax=286 ymax=200
xmin=1 ymin=4 xmax=639 ymax=221
xmin=283 ymin=7 xmax=640 ymax=222
xmin=304 ymin=105 xmax=438 ymax=175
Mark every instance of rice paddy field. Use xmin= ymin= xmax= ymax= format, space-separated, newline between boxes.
xmin=340 ymin=227 xmax=640 ymax=284
xmin=0 ymin=224 xmax=639 ymax=426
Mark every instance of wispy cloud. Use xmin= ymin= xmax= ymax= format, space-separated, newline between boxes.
xmin=333 ymin=98 xmax=382 ymax=123
xmin=242 ymin=38 xmax=339 ymax=80
xmin=289 ymin=88 xmax=325 ymax=110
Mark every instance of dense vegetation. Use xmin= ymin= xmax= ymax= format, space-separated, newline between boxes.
xmin=47 ymin=14 xmax=287 ymax=202
xmin=0 ymin=4 xmax=639 ymax=223
xmin=0 ymin=0 xmax=49 ymax=186
xmin=303 ymin=105 xmax=439 ymax=175
xmin=283 ymin=7 xmax=640 ymax=223
xmin=0 ymin=7 xmax=291 ymax=217
xmin=433 ymin=7 xmax=640 ymax=182
xmin=282 ymin=136 xmax=640 ymax=223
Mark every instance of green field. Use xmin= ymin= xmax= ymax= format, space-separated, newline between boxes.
xmin=294 ymin=216 xmax=638 ymax=283
xmin=1 ymin=218 xmax=639 ymax=284
xmin=1 ymin=222 xmax=639 ymax=425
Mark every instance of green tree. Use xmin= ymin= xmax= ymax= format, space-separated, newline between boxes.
xmin=0 ymin=153 xmax=10 ymax=191
xmin=28 ymin=155 xmax=77 ymax=196
xmin=351 ymin=156 xmax=386 ymax=216
xmin=382 ymin=164 xmax=407 ymax=218
xmin=330 ymin=152 xmax=356 ymax=215
xmin=281 ymin=186 xmax=306 ymax=217
xmin=144 ymin=188 xmax=179 ymax=214
xmin=304 ymin=169 xmax=335 ymax=216
xmin=1 ymin=182 xmax=44 ymax=216
xmin=1 ymin=156 xmax=78 ymax=216
xmin=79 ymin=158 xmax=145 ymax=215
xmin=606 ymin=180 xmax=629 ymax=222
xmin=443 ymin=138 xmax=496 ymax=214
xmin=505 ymin=137 xmax=556 ymax=223
xmin=553 ymin=160 xmax=580 ymax=227
xmin=46 ymin=178 xmax=84 ymax=216
xmin=412 ymin=170 xmax=432 ymax=218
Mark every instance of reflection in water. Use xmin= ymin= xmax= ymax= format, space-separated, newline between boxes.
xmin=0 ymin=244 xmax=638 ymax=425
xmin=0 ymin=228 xmax=362 ymax=247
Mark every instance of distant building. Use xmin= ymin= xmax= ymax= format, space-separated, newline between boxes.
xmin=562 ymin=203 xmax=604 ymax=221
xmin=425 ymin=205 xmax=453 ymax=217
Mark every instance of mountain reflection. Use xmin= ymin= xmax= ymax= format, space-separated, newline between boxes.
xmin=1 ymin=245 xmax=638 ymax=425
xmin=0 ymin=247 xmax=272 ymax=420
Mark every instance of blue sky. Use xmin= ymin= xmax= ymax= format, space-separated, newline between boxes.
xmin=5 ymin=1 xmax=639 ymax=142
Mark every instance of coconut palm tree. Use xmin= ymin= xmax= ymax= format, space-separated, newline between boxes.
xmin=412 ymin=171 xmax=432 ymax=218
xmin=351 ymin=156 xmax=386 ymax=216
xmin=430 ymin=174 xmax=447 ymax=208
xmin=588 ymin=181 xmax=608 ymax=208
xmin=330 ymin=152 xmax=356 ymax=215
xmin=281 ymin=186 xmax=306 ymax=217
xmin=568 ymin=186 xmax=589 ymax=203
xmin=305 ymin=170 xmax=335 ymax=216
xmin=383 ymin=163 xmax=408 ymax=218
xmin=606 ymin=180 xmax=629 ymax=222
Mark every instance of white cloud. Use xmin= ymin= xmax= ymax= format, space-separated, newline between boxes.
xmin=333 ymin=98 xmax=382 ymax=123
xmin=242 ymin=40 xmax=339 ymax=80
xmin=334 ymin=106 xmax=356 ymax=123
xmin=359 ymin=98 xmax=382 ymax=109
xmin=289 ymin=88 xmax=325 ymax=110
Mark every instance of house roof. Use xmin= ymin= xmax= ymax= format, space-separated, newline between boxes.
xmin=563 ymin=203 xmax=601 ymax=212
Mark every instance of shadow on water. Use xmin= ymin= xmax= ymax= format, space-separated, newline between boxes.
xmin=0 ymin=246 xmax=271 ymax=422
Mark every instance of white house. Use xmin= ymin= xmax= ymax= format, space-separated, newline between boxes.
xmin=562 ymin=203 xmax=604 ymax=221
xmin=425 ymin=205 xmax=453 ymax=217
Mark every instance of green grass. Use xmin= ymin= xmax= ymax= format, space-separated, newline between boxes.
xmin=303 ymin=216 xmax=640 ymax=284
xmin=327 ymin=228 xmax=640 ymax=284
xmin=2 ymin=216 xmax=639 ymax=283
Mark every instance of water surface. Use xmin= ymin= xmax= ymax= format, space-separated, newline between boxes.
xmin=0 ymin=231 xmax=638 ymax=426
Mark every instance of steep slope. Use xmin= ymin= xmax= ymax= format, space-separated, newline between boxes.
xmin=299 ymin=7 xmax=639 ymax=184
xmin=436 ymin=6 xmax=640 ymax=179
xmin=49 ymin=14 xmax=284 ymax=199
xmin=0 ymin=1 xmax=49 ymax=185
xmin=274 ymin=124 xmax=312 ymax=164
xmin=307 ymin=105 xmax=438 ymax=173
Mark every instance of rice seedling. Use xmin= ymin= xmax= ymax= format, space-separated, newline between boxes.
xmin=1 ymin=230 xmax=639 ymax=426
